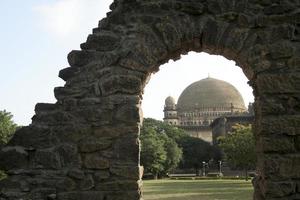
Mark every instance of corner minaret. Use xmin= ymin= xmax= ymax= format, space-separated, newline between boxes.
xmin=163 ymin=96 xmax=178 ymax=125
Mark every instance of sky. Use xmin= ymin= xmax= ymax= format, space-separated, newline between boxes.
xmin=0 ymin=0 xmax=254 ymax=126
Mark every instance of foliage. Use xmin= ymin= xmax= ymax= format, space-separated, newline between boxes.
xmin=140 ymin=118 xmax=183 ymax=178
xmin=0 ymin=110 xmax=17 ymax=145
xmin=0 ymin=110 xmax=17 ymax=180
xmin=140 ymin=126 xmax=167 ymax=178
xmin=218 ymin=124 xmax=256 ymax=180
xmin=178 ymin=136 xmax=221 ymax=175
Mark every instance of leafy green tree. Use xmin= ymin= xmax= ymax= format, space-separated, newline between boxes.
xmin=0 ymin=110 xmax=17 ymax=180
xmin=163 ymin=138 xmax=183 ymax=175
xmin=178 ymin=136 xmax=217 ymax=176
xmin=140 ymin=118 xmax=183 ymax=178
xmin=0 ymin=110 xmax=17 ymax=145
xmin=140 ymin=126 xmax=167 ymax=179
xmin=218 ymin=124 xmax=256 ymax=180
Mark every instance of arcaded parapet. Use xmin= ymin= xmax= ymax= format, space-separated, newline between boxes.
xmin=0 ymin=0 xmax=299 ymax=199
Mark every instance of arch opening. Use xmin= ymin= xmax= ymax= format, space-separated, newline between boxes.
xmin=141 ymin=51 xmax=255 ymax=199
xmin=0 ymin=1 xmax=299 ymax=200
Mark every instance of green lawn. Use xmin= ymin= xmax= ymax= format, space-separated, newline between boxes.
xmin=143 ymin=179 xmax=253 ymax=200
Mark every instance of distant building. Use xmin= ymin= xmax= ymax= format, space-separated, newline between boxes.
xmin=163 ymin=77 xmax=253 ymax=143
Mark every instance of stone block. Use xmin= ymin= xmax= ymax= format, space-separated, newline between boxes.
xmin=67 ymin=50 xmax=118 ymax=69
xmin=94 ymin=170 xmax=110 ymax=181
xmin=81 ymin=33 xmax=120 ymax=51
xmin=99 ymin=75 xmax=142 ymax=96
xmin=56 ymin=144 xmax=81 ymax=168
xmin=113 ymin=136 xmax=140 ymax=163
xmin=257 ymin=136 xmax=296 ymax=153
xmin=59 ymin=67 xmax=80 ymax=81
xmin=56 ymin=178 xmax=77 ymax=192
xmin=67 ymin=168 xmax=85 ymax=180
xmin=256 ymin=73 xmax=300 ymax=95
xmin=264 ymin=181 xmax=296 ymax=198
xmin=110 ymin=165 xmax=142 ymax=180
xmin=96 ymin=180 xmax=141 ymax=191
xmin=8 ymin=126 xmax=57 ymax=149
xmin=259 ymin=115 xmax=300 ymax=136
xmin=34 ymin=103 xmax=57 ymax=114
xmin=259 ymin=154 xmax=300 ymax=179
xmin=79 ymin=174 xmax=94 ymax=191
xmin=255 ymin=95 xmax=300 ymax=116
xmin=155 ymin=22 xmax=181 ymax=51
xmin=268 ymin=41 xmax=294 ymax=59
xmin=83 ymin=154 xmax=109 ymax=169
xmin=115 ymin=103 xmax=142 ymax=124
xmin=54 ymin=86 xmax=87 ymax=100
xmin=34 ymin=148 xmax=61 ymax=169
xmin=0 ymin=146 xmax=29 ymax=171
xmin=79 ymin=137 xmax=112 ymax=153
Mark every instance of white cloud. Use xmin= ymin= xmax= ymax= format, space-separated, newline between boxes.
xmin=34 ymin=0 xmax=112 ymax=38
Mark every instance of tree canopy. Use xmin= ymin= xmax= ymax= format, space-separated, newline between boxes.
xmin=0 ymin=110 xmax=17 ymax=145
xmin=178 ymin=136 xmax=221 ymax=175
xmin=218 ymin=124 xmax=256 ymax=180
xmin=140 ymin=118 xmax=184 ymax=178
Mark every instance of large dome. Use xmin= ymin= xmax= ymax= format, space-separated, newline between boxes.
xmin=177 ymin=77 xmax=246 ymax=111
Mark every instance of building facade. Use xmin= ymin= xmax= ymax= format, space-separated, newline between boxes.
xmin=163 ymin=77 xmax=252 ymax=143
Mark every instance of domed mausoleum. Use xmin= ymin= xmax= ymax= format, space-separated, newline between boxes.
xmin=164 ymin=77 xmax=249 ymax=143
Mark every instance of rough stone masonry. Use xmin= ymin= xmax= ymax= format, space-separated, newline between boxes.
xmin=0 ymin=0 xmax=299 ymax=199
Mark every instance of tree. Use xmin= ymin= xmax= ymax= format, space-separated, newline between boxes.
xmin=0 ymin=110 xmax=17 ymax=180
xmin=0 ymin=110 xmax=17 ymax=145
xmin=178 ymin=136 xmax=218 ymax=176
xmin=163 ymin=138 xmax=183 ymax=175
xmin=218 ymin=124 xmax=256 ymax=181
xmin=140 ymin=118 xmax=183 ymax=178
xmin=140 ymin=126 xmax=167 ymax=179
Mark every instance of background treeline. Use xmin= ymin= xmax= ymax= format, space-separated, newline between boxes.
xmin=140 ymin=118 xmax=222 ymax=178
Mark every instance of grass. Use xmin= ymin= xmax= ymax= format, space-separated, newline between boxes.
xmin=143 ymin=179 xmax=253 ymax=200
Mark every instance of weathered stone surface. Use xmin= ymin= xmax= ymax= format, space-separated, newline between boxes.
xmin=83 ymin=154 xmax=109 ymax=169
xmin=8 ymin=126 xmax=57 ymax=149
xmin=67 ymin=168 xmax=85 ymax=180
xmin=259 ymin=154 xmax=300 ymax=179
xmin=256 ymin=73 xmax=300 ymax=94
xmin=56 ymin=177 xmax=77 ymax=192
xmin=110 ymin=165 xmax=142 ymax=180
xmin=56 ymin=143 xmax=81 ymax=168
xmin=79 ymin=137 xmax=112 ymax=153
xmin=59 ymin=67 xmax=80 ymax=81
xmin=264 ymin=181 xmax=296 ymax=198
xmin=34 ymin=148 xmax=61 ymax=169
xmin=80 ymin=174 xmax=94 ymax=190
xmin=259 ymin=115 xmax=300 ymax=136
xmin=94 ymin=170 xmax=110 ymax=181
xmin=257 ymin=136 xmax=296 ymax=153
xmin=96 ymin=180 xmax=141 ymax=191
xmin=113 ymin=136 xmax=140 ymax=163
xmin=81 ymin=33 xmax=120 ymax=51
xmin=0 ymin=146 xmax=29 ymax=170
xmin=0 ymin=1 xmax=299 ymax=200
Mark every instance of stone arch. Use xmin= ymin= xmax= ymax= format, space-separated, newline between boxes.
xmin=0 ymin=0 xmax=299 ymax=200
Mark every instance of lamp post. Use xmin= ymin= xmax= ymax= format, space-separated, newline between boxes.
xmin=219 ymin=161 xmax=222 ymax=176
xmin=202 ymin=161 xmax=206 ymax=176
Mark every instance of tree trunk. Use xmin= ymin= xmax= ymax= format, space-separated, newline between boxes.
xmin=154 ymin=173 xmax=158 ymax=180
xmin=245 ymin=168 xmax=248 ymax=181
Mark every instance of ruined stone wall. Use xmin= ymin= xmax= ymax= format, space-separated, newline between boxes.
xmin=0 ymin=0 xmax=299 ymax=199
